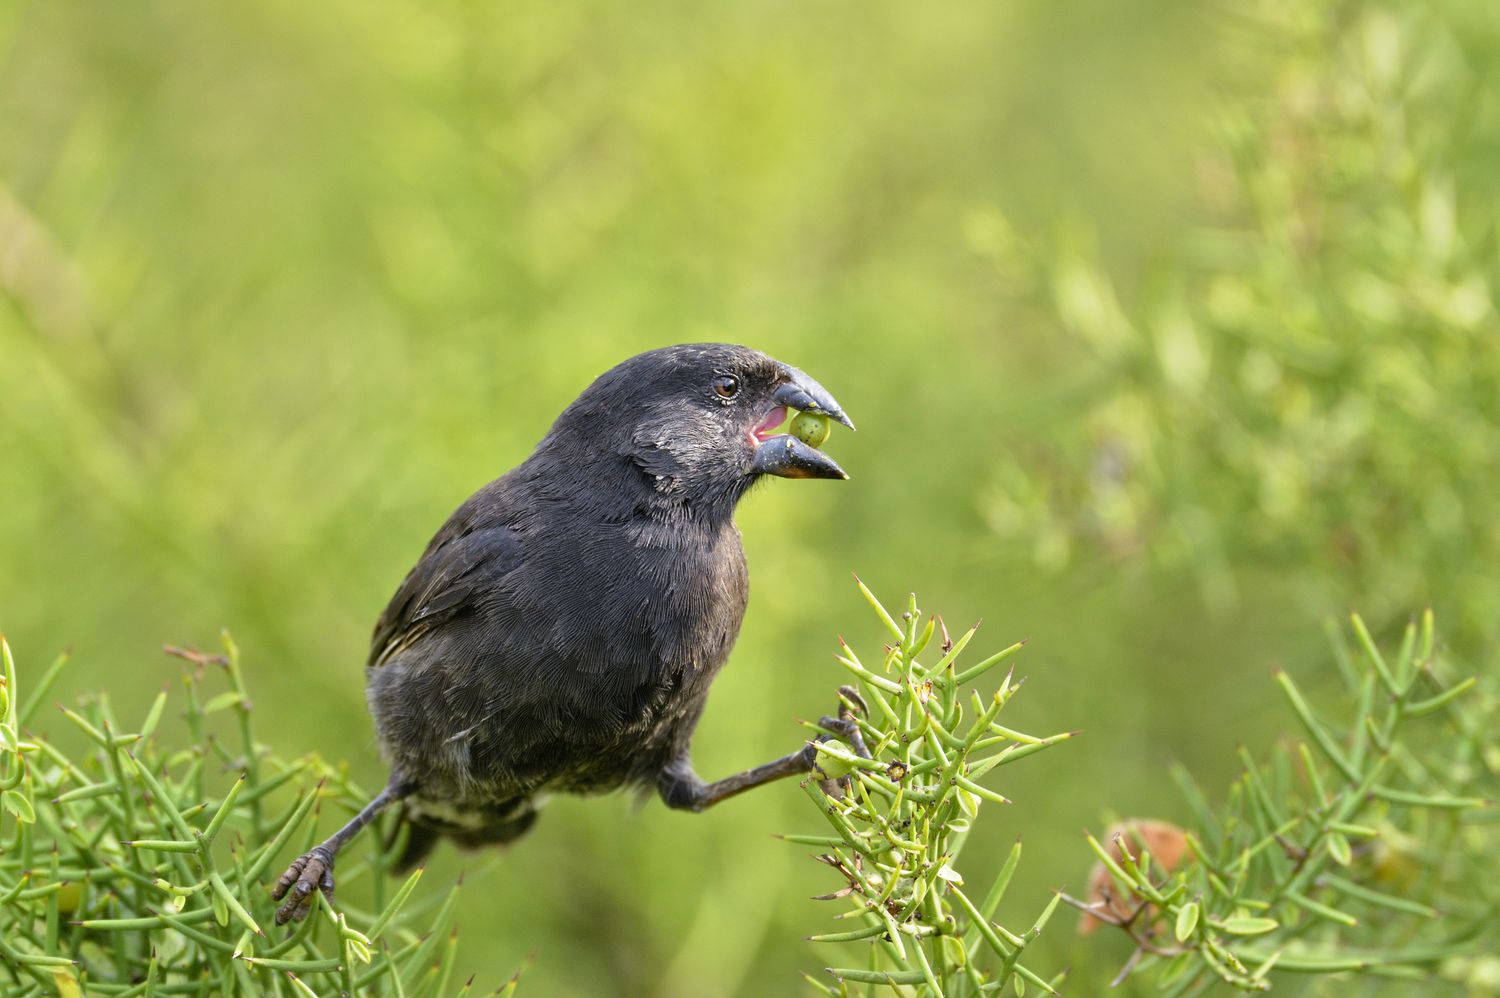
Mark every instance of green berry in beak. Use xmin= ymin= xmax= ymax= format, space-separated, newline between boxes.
xmin=789 ymin=410 xmax=831 ymax=448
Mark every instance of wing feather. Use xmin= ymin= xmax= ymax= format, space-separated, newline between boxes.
xmin=369 ymin=515 xmax=523 ymax=669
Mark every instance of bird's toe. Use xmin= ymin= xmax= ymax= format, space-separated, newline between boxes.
xmin=272 ymin=847 xmax=335 ymax=925
xmin=836 ymin=684 xmax=868 ymax=719
xmin=817 ymin=713 xmax=873 ymax=762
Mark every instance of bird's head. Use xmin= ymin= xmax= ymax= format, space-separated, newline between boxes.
xmin=543 ymin=343 xmax=854 ymax=518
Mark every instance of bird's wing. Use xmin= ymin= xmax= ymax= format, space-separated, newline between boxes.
xmin=368 ymin=505 xmax=524 ymax=669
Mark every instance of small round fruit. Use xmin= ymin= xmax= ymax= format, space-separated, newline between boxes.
xmin=789 ymin=410 xmax=831 ymax=448
xmin=55 ymin=881 xmax=84 ymax=914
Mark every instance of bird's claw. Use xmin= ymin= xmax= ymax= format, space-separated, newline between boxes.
xmin=812 ymin=686 xmax=875 ymax=798
xmin=271 ymin=846 xmax=335 ymax=925
xmin=817 ymin=714 xmax=874 ymax=760
xmin=835 ymin=684 xmax=868 ymax=721
xmin=821 ymin=685 xmax=873 ymax=761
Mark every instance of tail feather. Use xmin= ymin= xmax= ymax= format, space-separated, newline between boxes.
xmin=388 ymin=817 xmax=441 ymax=873
xmin=388 ymin=799 xmax=540 ymax=873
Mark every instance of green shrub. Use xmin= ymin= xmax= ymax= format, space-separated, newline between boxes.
xmin=1069 ymin=611 xmax=1498 ymax=994
xmin=975 ymin=0 xmax=1500 ymax=653
xmin=791 ymin=581 xmax=1072 ymax=995
xmin=5 ymin=585 xmax=1493 ymax=996
xmin=793 ymin=585 xmax=1497 ymax=995
xmin=0 ymin=634 xmax=480 ymax=997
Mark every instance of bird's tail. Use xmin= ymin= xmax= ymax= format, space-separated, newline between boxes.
xmin=388 ymin=797 xmax=540 ymax=873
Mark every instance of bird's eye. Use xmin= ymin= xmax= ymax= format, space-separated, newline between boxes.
xmin=713 ymin=375 xmax=740 ymax=399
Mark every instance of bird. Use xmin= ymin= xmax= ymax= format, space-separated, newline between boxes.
xmin=272 ymin=343 xmax=866 ymax=924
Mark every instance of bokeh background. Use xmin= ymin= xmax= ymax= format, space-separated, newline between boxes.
xmin=3 ymin=0 xmax=1497 ymax=993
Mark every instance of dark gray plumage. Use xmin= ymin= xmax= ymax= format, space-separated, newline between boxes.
xmin=272 ymin=343 xmax=860 ymax=923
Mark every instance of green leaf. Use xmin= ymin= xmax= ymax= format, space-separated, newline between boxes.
xmin=1372 ymin=785 xmax=1485 ymax=810
xmin=827 ymin=967 xmax=927 ymax=986
xmin=285 ymin=973 xmax=320 ymax=998
xmin=1273 ymin=670 xmax=1358 ymax=781
xmin=1285 ymin=890 xmax=1358 ymax=927
xmin=853 ymin=575 xmax=904 ymax=641
xmin=1404 ymin=676 xmax=1478 ymax=717
xmin=2 ymin=788 xmax=35 ymax=824
xmin=1350 ymin=613 xmax=1398 ymax=695
xmin=202 ymin=691 xmax=245 ymax=714
xmin=1174 ymin=901 xmax=1200 ymax=942
xmin=233 ymin=929 xmax=254 ymax=960
xmin=1216 ymin=916 xmax=1280 ymax=936
xmin=1157 ymin=952 xmax=1194 ymax=986
xmin=138 ymin=692 xmax=168 ymax=741
xmin=953 ymin=640 xmax=1025 ymax=686
xmin=51 ymin=968 xmax=82 ymax=998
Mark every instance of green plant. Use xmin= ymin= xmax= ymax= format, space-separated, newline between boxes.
xmin=5 ymin=587 xmax=1493 ymax=996
xmin=794 ymin=587 xmax=1498 ymax=996
xmin=789 ymin=580 xmax=1074 ymax=996
xmin=0 ymin=634 xmax=483 ymax=997
xmin=1067 ymin=612 xmax=1498 ymax=994
xmin=974 ymin=0 xmax=1500 ymax=654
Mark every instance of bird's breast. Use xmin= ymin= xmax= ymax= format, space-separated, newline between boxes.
xmin=549 ymin=517 xmax=750 ymax=771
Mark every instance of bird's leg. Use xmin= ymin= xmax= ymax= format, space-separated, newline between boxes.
xmin=659 ymin=686 xmax=872 ymax=812
xmin=271 ymin=776 xmax=414 ymax=925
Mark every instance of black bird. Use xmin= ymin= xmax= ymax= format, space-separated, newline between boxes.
xmin=272 ymin=343 xmax=865 ymax=924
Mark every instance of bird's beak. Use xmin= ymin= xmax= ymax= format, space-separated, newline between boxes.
xmin=770 ymin=365 xmax=856 ymax=431
xmin=751 ymin=434 xmax=848 ymax=480
xmin=750 ymin=365 xmax=853 ymax=481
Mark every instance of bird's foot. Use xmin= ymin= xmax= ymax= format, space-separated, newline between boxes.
xmin=271 ymin=845 xmax=335 ymax=925
xmin=836 ymin=684 xmax=868 ymax=723
xmin=819 ymin=684 xmax=873 ymax=759
xmin=815 ymin=685 xmax=873 ymax=797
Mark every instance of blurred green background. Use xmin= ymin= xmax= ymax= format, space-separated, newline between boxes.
xmin=2 ymin=0 xmax=1497 ymax=993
